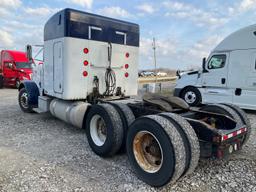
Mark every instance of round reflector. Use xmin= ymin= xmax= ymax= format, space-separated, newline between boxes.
xmin=83 ymin=48 xmax=89 ymax=54
xmin=84 ymin=60 xmax=89 ymax=66
xmin=83 ymin=71 xmax=88 ymax=77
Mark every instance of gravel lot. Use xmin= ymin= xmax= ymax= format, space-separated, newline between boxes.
xmin=0 ymin=88 xmax=255 ymax=192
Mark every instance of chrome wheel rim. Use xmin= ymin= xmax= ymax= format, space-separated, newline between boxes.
xmin=20 ymin=92 xmax=29 ymax=109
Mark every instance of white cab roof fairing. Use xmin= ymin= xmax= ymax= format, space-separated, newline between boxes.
xmin=213 ymin=24 xmax=256 ymax=52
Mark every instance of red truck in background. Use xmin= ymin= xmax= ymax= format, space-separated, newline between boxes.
xmin=0 ymin=50 xmax=33 ymax=88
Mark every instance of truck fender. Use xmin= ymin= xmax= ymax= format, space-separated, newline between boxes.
xmin=18 ymin=80 xmax=39 ymax=106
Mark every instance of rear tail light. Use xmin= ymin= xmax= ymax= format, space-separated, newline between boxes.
xmin=221 ymin=127 xmax=247 ymax=141
xmin=125 ymin=72 xmax=129 ymax=78
xmin=83 ymin=48 xmax=89 ymax=54
xmin=125 ymin=64 xmax=129 ymax=69
xmin=84 ymin=60 xmax=89 ymax=66
xmin=83 ymin=71 xmax=88 ymax=77
xmin=125 ymin=53 xmax=129 ymax=58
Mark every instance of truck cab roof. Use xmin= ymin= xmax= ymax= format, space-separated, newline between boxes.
xmin=1 ymin=50 xmax=28 ymax=62
xmin=213 ymin=24 xmax=256 ymax=52
xmin=44 ymin=8 xmax=140 ymax=47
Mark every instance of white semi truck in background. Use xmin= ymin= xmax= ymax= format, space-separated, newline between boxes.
xmin=175 ymin=24 xmax=256 ymax=110
xmin=18 ymin=9 xmax=251 ymax=187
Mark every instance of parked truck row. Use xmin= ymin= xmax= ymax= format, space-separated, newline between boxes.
xmin=16 ymin=9 xmax=251 ymax=187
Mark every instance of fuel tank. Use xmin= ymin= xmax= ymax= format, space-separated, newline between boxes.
xmin=50 ymin=99 xmax=90 ymax=128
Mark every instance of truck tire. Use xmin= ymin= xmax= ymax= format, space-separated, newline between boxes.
xmin=85 ymin=104 xmax=124 ymax=157
xmin=109 ymin=102 xmax=135 ymax=152
xmin=126 ymin=115 xmax=186 ymax=187
xmin=181 ymin=87 xmax=201 ymax=106
xmin=18 ymin=88 xmax=34 ymax=113
xmin=201 ymin=104 xmax=249 ymax=146
xmin=159 ymin=113 xmax=200 ymax=177
xmin=15 ymin=79 xmax=20 ymax=89
xmin=0 ymin=75 xmax=3 ymax=89
xmin=222 ymin=103 xmax=251 ymax=145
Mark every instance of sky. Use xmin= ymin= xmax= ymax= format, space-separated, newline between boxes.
xmin=0 ymin=0 xmax=256 ymax=70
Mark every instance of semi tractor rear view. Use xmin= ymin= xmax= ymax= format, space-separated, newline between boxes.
xmin=18 ymin=8 xmax=251 ymax=187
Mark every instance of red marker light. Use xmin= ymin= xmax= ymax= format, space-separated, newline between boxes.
xmin=125 ymin=64 xmax=129 ymax=69
xmin=84 ymin=60 xmax=89 ymax=66
xmin=222 ymin=135 xmax=228 ymax=141
xmin=125 ymin=72 xmax=129 ymax=78
xmin=125 ymin=53 xmax=129 ymax=58
xmin=83 ymin=71 xmax=88 ymax=77
xmin=83 ymin=48 xmax=89 ymax=54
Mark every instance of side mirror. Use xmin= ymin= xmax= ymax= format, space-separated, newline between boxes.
xmin=26 ymin=45 xmax=33 ymax=62
xmin=202 ymin=57 xmax=208 ymax=73
xmin=8 ymin=63 xmax=13 ymax=69
xmin=176 ymin=70 xmax=181 ymax=79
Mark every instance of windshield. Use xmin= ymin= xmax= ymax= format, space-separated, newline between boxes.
xmin=16 ymin=62 xmax=33 ymax=69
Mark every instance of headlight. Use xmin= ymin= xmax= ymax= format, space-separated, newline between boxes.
xmin=22 ymin=77 xmax=29 ymax=80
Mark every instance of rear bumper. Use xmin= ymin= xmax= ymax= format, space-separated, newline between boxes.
xmin=200 ymin=126 xmax=247 ymax=158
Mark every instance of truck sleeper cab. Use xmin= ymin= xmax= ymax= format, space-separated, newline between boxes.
xmin=175 ymin=24 xmax=256 ymax=110
xmin=0 ymin=50 xmax=32 ymax=88
xmin=18 ymin=8 xmax=251 ymax=188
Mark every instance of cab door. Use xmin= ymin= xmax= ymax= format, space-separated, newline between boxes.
xmin=3 ymin=61 xmax=16 ymax=84
xmin=53 ymin=42 xmax=63 ymax=93
xmin=202 ymin=53 xmax=229 ymax=87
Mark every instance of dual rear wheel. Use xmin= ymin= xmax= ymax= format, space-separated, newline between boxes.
xmin=85 ymin=102 xmax=250 ymax=187
xmin=85 ymin=103 xmax=135 ymax=157
xmin=126 ymin=114 xmax=200 ymax=187
xmin=85 ymin=103 xmax=200 ymax=187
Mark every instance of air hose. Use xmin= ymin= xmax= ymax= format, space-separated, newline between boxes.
xmin=104 ymin=42 xmax=116 ymax=96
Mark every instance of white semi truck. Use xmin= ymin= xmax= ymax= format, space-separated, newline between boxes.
xmin=175 ymin=24 xmax=256 ymax=110
xmin=18 ymin=9 xmax=251 ymax=187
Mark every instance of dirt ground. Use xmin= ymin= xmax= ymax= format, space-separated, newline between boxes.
xmin=0 ymin=88 xmax=255 ymax=192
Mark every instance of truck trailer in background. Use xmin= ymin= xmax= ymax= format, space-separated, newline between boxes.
xmin=0 ymin=50 xmax=33 ymax=88
xmin=175 ymin=24 xmax=256 ymax=110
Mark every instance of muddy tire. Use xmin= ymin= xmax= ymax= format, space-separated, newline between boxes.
xmin=86 ymin=104 xmax=124 ymax=157
xmin=160 ymin=113 xmax=200 ymax=177
xmin=222 ymin=103 xmax=251 ymax=145
xmin=18 ymin=88 xmax=34 ymax=113
xmin=126 ymin=115 xmax=186 ymax=187
xmin=109 ymin=102 xmax=135 ymax=152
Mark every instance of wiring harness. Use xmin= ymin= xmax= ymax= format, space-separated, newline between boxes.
xmin=104 ymin=42 xmax=116 ymax=96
